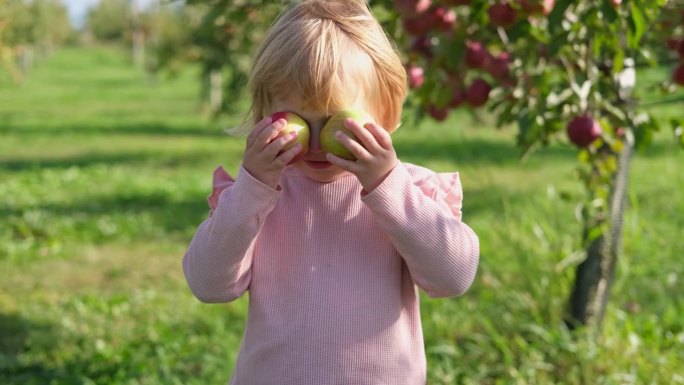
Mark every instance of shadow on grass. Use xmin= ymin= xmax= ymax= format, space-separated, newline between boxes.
xmin=0 ymin=312 xmax=66 ymax=383
xmin=0 ymin=150 xmax=220 ymax=173
xmin=4 ymin=190 xmax=210 ymax=242
xmin=394 ymin=136 xmax=577 ymax=166
xmin=0 ymin=120 xmax=231 ymax=138
xmin=395 ymin=134 xmax=681 ymax=166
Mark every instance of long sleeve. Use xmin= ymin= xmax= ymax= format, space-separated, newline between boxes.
xmin=182 ymin=166 xmax=280 ymax=303
xmin=361 ymin=163 xmax=480 ymax=298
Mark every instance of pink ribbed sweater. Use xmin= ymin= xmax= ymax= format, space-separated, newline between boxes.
xmin=182 ymin=162 xmax=479 ymax=385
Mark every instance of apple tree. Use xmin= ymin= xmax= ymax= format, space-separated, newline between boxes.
xmin=0 ymin=0 xmax=20 ymax=82
xmin=0 ymin=0 xmax=71 ymax=80
xmin=142 ymin=1 xmax=282 ymax=114
xmin=386 ymin=0 xmax=684 ymax=330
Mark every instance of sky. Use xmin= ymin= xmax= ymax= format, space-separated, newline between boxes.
xmin=60 ymin=0 xmax=154 ymax=28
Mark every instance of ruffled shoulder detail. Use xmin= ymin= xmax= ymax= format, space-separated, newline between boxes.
xmin=208 ymin=165 xmax=235 ymax=215
xmin=409 ymin=165 xmax=463 ymax=220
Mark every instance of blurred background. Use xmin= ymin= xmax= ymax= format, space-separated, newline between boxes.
xmin=1 ymin=0 xmax=683 ymax=384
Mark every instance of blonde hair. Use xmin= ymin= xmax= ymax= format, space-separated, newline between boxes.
xmin=236 ymin=0 xmax=407 ymax=134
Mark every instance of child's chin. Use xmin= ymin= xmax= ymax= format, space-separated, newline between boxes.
xmin=294 ymin=162 xmax=349 ymax=182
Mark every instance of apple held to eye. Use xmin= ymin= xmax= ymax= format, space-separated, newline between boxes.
xmin=320 ymin=109 xmax=375 ymax=160
xmin=270 ymin=111 xmax=311 ymax=163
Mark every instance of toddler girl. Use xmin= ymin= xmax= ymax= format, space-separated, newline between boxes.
xmin=183 ymin=1 xmax=480 ymax=384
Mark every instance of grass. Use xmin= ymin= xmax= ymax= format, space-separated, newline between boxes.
xmin=1 ymin=46 xmax=683 ymax=384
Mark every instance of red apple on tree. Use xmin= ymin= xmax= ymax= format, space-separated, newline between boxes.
xmin=428 ymin=104 xmax=450 ymax=121
xmin=407 ymin=65 xmax=425 ymax=89
xmin=673 ymin=63 xmax=684 ymax=86
xmin=450 ymin=89 xmax=466 ymax=108
xmin=410 ymin=36 xmax=433 ymax=58
xmin=320 ymin=110 xmax=375 ymax=160
xmin=394 ymin=0 xmax=431 ymax=18
xmin=487 ymin=51 xmax=511 ymax=80
xmin=666 ymin=38 xmax=680 ymax=51
xmin=466 ymin=78 xmax=493 ymax=107
xmin=488 ymin=2 xmax=517 ymax=27
xmin=403 ymin=13 xmax=435 ymax=36
xmin=567 ymin=115 xmax=602 ymax=148
xmin=270 ymin=111 xmax=311 ymax=163
xmin=465 ymin=41 xmax=488 ymax=68
xmin=433 ymin=7 xmax=457 ymax=32
xmin=518 ymin=0 xmax=555 ymax=16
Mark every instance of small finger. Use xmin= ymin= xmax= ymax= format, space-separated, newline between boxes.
xmin=335 ymin=130 xmax=370 ymax=161
xmin=247 ymin=116 xmax=274 ymax=147
xmin=343 ymin=118 xmax=381 ymax=153
xmin=276 ymin=143 xmax=304 ymax=165
xmin=364 ymin=122 xmax=392 ymax=150
xmin=254 ymin=118 xmax=287 ymax=151
xmin=264 ymin=130 xmax=298 ymax=158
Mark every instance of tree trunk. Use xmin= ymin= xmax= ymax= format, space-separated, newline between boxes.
xmin=565 ymin=138 xmax=633 ymax=331
xmin=209 ymin=69 xmax=223 ymax=113
xmin=132 ymin=28 xmax=145 ymax=68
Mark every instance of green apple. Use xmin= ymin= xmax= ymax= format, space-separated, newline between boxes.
xmin=270 ymin=111 xmax=310 ymax=163
xmin=320 ymin=109 xmax=374 ymax=160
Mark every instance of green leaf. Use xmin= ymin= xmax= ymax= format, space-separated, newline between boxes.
xmin=627 ymin=2 xmax=646 ymax=49
xmin=601 ymin=0 xmax=619 ymax=23
xmin=549 ymin=31 xmax=568 ymax=57
xmin=548 ymin=0 xmax=573 ymax=33
xmin=612 ymin=48 xmax=624 ymax=74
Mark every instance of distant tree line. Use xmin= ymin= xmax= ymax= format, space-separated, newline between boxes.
xmin=0 ymin=0 xmax=71 ymax=81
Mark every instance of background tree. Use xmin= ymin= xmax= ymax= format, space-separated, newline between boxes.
xmin=0 ymin=0 xmax=71 ymax=80
xmin=86 ymin=0 xmax=131 ymax=42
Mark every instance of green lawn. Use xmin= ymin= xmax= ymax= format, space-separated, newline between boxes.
xmin=1 ymin=46 xmax=682 ymax=384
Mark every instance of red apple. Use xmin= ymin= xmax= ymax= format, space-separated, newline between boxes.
xmin=610 ymin=0 xmax=622 ymax=6
xmin=466 ymin=78 xmax=492 ymax=107
xmin=487 ymin=52 xmax=510 ymax=80
xmin=444 ymin=0 xmax=470 ymax=4
xmin=567 ymin=115 xmax=602 ymax=148
xmin=673 ymin=63 xmax=684 ymax=86
xmin=270 ymin=111 xmax=311 ymax=163
xmin=407 ymin=65 xmax=425 ymax=89
xmin=410 ymin=36 xmax=433 ymax=57
xmin=433 ymin=7 xmax=457 ymax=31
xmin=394 ymin=0 xmax=431 ymax=18
xmin=465 ymin=41 xmax=488 ymax=69
xmin=488 ymin=2 xmax=517 ymax=27
xmin=320 ymin=110 xmax=374 ymax=160
xmin=678 ymin=40 xmax=684 ymax=59
xmin=403 ymin=13 xmax=435 ymax=36
xmin=428 ymin=105 xmax=450 ymax=121
xmin=518 ymin=0 xmax=554 ymax=16
xmin=450 ymin=89 xmax=466 ymax=108
xmin=666 ymin=38 xmax=680 ymax=51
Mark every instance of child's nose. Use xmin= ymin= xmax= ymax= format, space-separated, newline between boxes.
xmin=308 ymin=126 xmax=322 ymax=152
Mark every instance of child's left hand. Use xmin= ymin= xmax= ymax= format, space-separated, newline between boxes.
xmin=325 ymin=118 xmax=398 ymax=193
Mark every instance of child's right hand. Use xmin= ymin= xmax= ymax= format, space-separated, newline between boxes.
xmin=242 ymin=116 xmax=302 ymax=189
